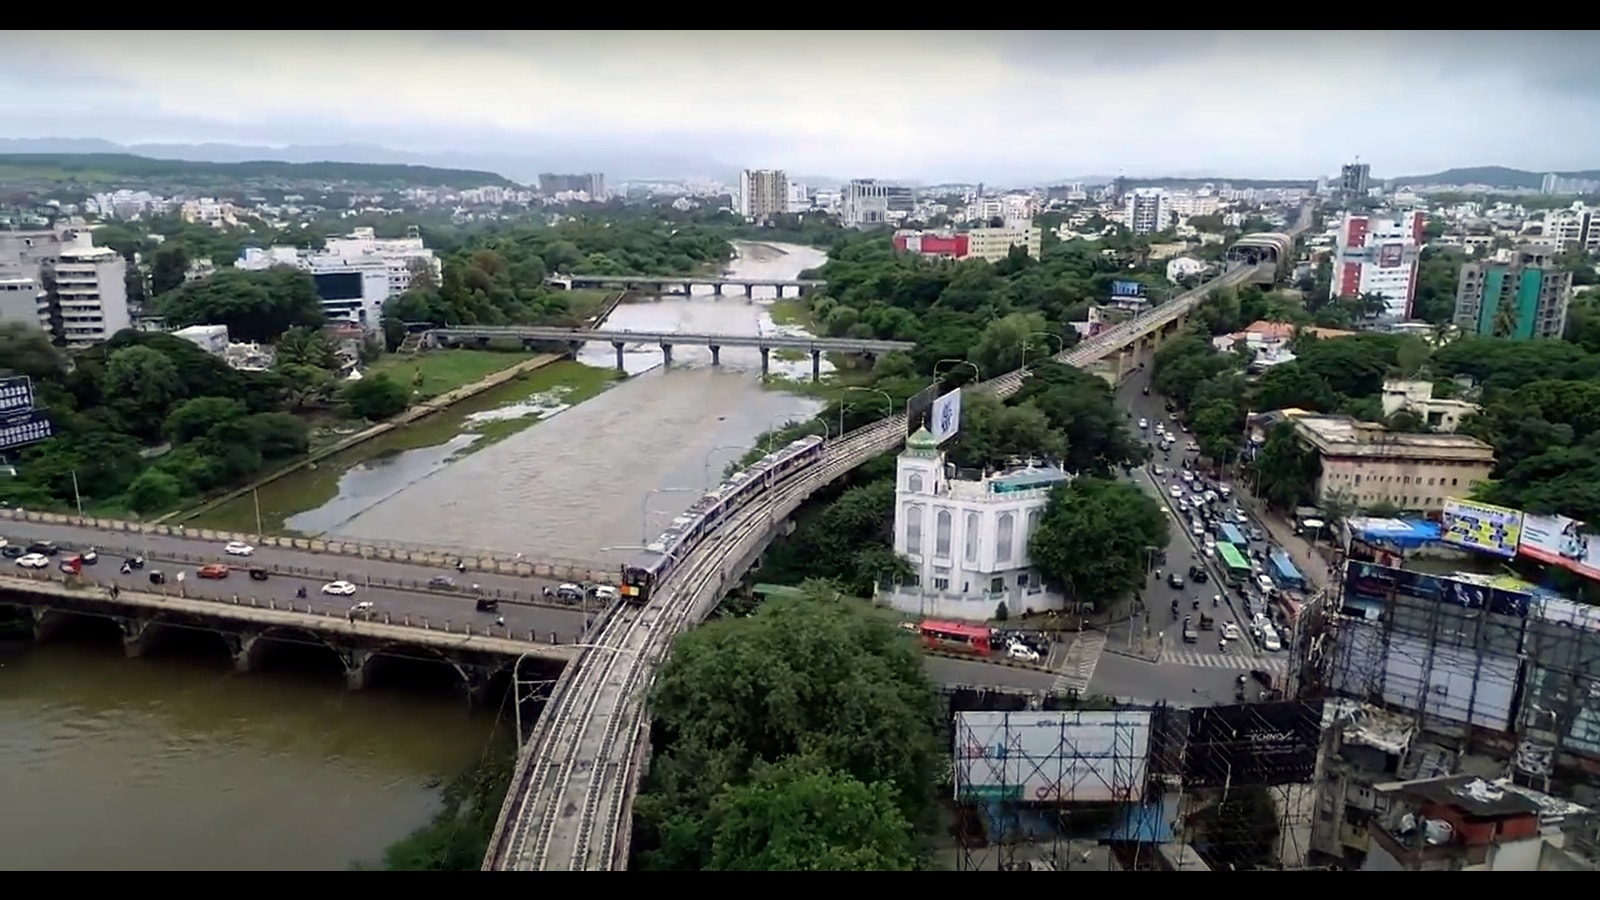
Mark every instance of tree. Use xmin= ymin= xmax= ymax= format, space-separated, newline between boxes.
xmin=1200 ymin=786 xmax=1280 ymax=870
xmin=342 ymin=374 xmax=410 ymax=421
xmin=633 ymin=589 xmax=942 ymax=870
xmin=759 ymin=478 xmax=913 ymax=595
xmin=1252 ymin=421 xmax=1320 ymax=511
xmin=148 ymin=242 xmax=191 ymax=297
xmin=164 ymin=396 xmax=248 ymax=445
xmin=155 ymin=267 xmax=326 ymax=342
xmin=969 ymin=311 xmax=1053 ymax=375
xmin=1029 ymin=478 xmax=1169 ymax=612
xmin=702 ymin=756 xmax=920 ymax=871
xmin=105 ymin=345 xmax=187 ymax=439
xmin=1012 ymin=361 xmax=1148 ymax=474
xmin=125 ymin=469 xmax=182 ymax=514
xmin=942 ymin=393 xmax=1065 ymax=472
xmin=0 ymin=321 xmax=68 ymax=381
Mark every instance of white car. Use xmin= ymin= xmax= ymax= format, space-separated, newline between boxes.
xmin=1261 ymin=625 xmax=1283 ymax=652
xmin=224 ymin=541 xmax=254 ymax=557
xmin=321 ymin=580 xmax=357 ymax=596
xmin=1007 ymin=642 xmax=1041 ymax=663
xmin=1220 ymin=622 xmax=1242 ymax=641
xmin=15 ymin=552 xmax=48 ymax=569
xmin=1191 ymin=521 xmax=1204 ymax=537
xmin=1203 ymin=537 xmax=1216 ymax=551
xmin=1181 ymin=470 xmax=1194 ymax=482
xmin=349 ymin=600 xmax=375 ymax=613
xmin=1168 ymin=484 xmax=1184 ymax=499
xmin=1138 ymin=418 xmax=1149 ymax=430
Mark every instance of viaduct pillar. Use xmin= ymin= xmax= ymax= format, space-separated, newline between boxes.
xmin=774 ymin=285 xmax=785 ymax=299
xmin=660 ymin=343 xmax=674 ymax=368
xmin=759 ymin=347 xmax=771 ymax=379
xmin=810 ymin=349 xmax=822 ymax=383
xmin=567 ymin=340 xmax=583 ymax=360
xmin=744 ymin=284 xmax=754 ymax=299
xmin=612 ymin=341 xmax=626 ymax=374
xmin=709 ymin=345 xmax=721 ymax=366
xmin=713 ymin=283 xmax=724 ymax=296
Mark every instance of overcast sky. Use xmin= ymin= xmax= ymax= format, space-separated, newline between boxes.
xmin=4 ymin=30 xmax=1599 ymax=183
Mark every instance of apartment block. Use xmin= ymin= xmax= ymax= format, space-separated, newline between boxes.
xmin=1124 ymin=188 xmax=1170 ymax=235
xmin=1453 ymin=245 xmax=1572 ymax=341
xmin=738 ymin=169 xmax=788 ymax=222
xmin=1330 ymin=210 xmax=1424 ymax=320
xmin=0 ymin=225 xmax=129 ymax=346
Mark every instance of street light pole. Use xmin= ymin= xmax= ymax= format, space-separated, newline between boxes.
xmin=252 ymin=487 xmax=264 ymax=542
xmin=70 ymin=469 xmax=83 ymax=518
xmin=640 ymin=487 xmax=698 ymax=545
xmin=703 ymin=444 xmax=752 ymax=491
xmin=1022 ymin=331 xmax=1065 ymax=371
xmin=840 ymin=386 xmax=893 ymax=436
xmin=933 ymin=358 xmax=982 ymax=385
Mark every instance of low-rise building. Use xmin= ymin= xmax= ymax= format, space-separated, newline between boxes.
xmin=892 ymin=222 xmax=1041 ymax=263
xmin=1290 ymin=415 xmax=1495 ymax=514
xmin=880 ymin=428 xmax=1069 ymax=621
xmin=1379 ymin=379 xmax=1480 ymax=433
xmin=1364 ymin=775 xmax=1592 ymax=871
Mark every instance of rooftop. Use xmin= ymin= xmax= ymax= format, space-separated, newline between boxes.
xmin=1375 ymin=775 xmax=1542 ymax=819
xmin=1292 ymin=415 xmax=1496 ymax=461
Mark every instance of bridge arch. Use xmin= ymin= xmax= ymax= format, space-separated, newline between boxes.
xmin=361 ymin=642 xmax=478 ymax=694
xmin=243 ymin=626 xmax=347 ymax=677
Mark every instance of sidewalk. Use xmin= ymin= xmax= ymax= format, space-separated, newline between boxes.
xmin=1236 ymin=488 xmax=1336 ymax=591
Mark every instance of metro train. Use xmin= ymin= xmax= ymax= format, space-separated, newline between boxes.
xmin=619 ymin=435 xmax=827 ymax=605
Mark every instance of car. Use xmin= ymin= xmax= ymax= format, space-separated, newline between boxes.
xmin=26 ymin=541 xmax=58 ymax=556
xmin=1188 ymin=565 xmax=1208 ymax=583
xmin=1187 ymin=442 xmax=1200 ymax=452
xmin=1191 ymin=521 xmax=1204 ymax=536
xmin=81 ymin=548 xmax=98 ymax=565
xmin=1180 ymin=470 xmax=1194 ymax=482
xmin=428 ymin=575 xmax=458 ymax=590
xmin=321 ymin=580 xmax=357 ymax=596
xmin=1234 ymin=509 xmax=1249 ymax=524
xmin=197 ymin=564 xmax=229 ymax=579
xmin=1151 ymin=464 xmax=1165 ymax=476
xmin=1203 ymin=537 xmax=1216 ymax=551
xmin=1007 ymin=643 xmax=1041 ymax=663
xmin=0 ymin=544 xmax=21 ymax=559
xmin=248 ymin=567 xmax=270 ymax=581
xmin=1221 ymin=622 xmax=1243 ymax=641
xmin=1182 ymin=624 xmax=1199 ymax=643
xmin=555 ymin=583 xmax=584 ymax=602
xmin=1137 ymin=418 xmax=1148 ymax=430
xmin=1261 ymin=626 xmax=1282 ymax=652
xmin=591 ymin=585 xmax=619 ymax=603
xmin=1168 ymin=484 xmax=1184 ymax=499
xmin=224 ymin=541 xmax=254 ymax=557
xmin=476 ymin=597 xmax=500 ymax=612
xmin=350 ymin=601 xmax=376 ymax=614
xmin=16 ymin=552 xmax=48 ymax=569
xmin=1167 ymin=573 xmax=1186 ymax=590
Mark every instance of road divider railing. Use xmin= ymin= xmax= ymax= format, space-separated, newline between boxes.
xmin=0 ymin=506 xmax=613 ymax=585
xmin=919 ymin=645 xmax=1053 ymax=673
xmin=0 ymin=569 xmax=589 ymax=650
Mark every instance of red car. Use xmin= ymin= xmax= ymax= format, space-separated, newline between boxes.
xmin=198 ymin=564 xmax=230 ymax=580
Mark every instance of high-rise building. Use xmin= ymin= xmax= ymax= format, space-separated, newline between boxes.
xmin=1340 ymin=162 xmax=1371 ymax=198
xmin=1124 ymin=189 xmax=1170 ymax=235
xmin=537 ymin=173 xmax=606 ymax=199
xmin=738 ymin=169 xmax=788 ymax=222
xmin=0 ymin=226 xmax=129 ymax=347
xmin=1541 ymin=203 xmax=1600 ymax=255
xmin=843 ymin=179 xmax=892 ymax=227
xmin=1330 ymin=210 xmax=1425 ymax=320
xmin=1453 ymin=245 xmax=1572 ymax=341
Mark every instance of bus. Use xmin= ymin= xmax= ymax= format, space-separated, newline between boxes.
xmin=1216 ymin=543 xmax=1252 ymax=587
xmin=1269 ymin=549 xmax=1307 ymax=591
xmin=1217 ymin=523 xmax=1247 ymax=548
xmin=920 ymin=619 xmax=992 ymax=657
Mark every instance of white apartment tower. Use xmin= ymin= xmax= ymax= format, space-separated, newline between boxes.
xmin=1125 ymin=189 xmax=1170 ymax=235
xmin=46 ymin=233 xmax=131 ymax=346
xmin=739 ymin=169 xmax=788 ymax=222
xmin=843 ymin=179 xmax=892 ymax=227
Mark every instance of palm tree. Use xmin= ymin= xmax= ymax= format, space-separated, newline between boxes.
xmin=1492 ymin=302 xmax=1520 ymax=338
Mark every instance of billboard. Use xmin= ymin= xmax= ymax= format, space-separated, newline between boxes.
xmin=0 ymin=409 xmax=52 ymax=452
xmin=0 ymin=375 xmax=34 ymax=415
xmin=905 ymin=382 xmax=939 ymax=438
xmin=929 ymin=389 xmax=962 ymax=445
xmin=1520 ymin=513 xmax=1600 ymax=581
xmin=1378 ymin=242 xmax=1404 ymax=268
xmin=1440 ymin=498 xmax=1523 ymax=559
xmin=1110 ymin=280 xmax=1146 ymax=298
xmin=954 ymin=710 xmax=1152 ymax=804
xmin=1184 ymin=700 xmax=1324 ymax=788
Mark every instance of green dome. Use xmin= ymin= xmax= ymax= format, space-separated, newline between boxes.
xmin=906 ymin=427 xmax=939 ymax=451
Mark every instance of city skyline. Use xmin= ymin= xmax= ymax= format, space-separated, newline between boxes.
xmin=2 ymin=30 xmax=1599 ymax=183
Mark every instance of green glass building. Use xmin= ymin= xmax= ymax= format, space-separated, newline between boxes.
xmin=1452 ymin=246 xmax=1572 ymax=340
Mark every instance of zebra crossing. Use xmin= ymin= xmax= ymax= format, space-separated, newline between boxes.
xmin=1052 ymin=632 xmax=1108 ymax=694
xmin=1162 ymin=649 xmax=1288 ymax=671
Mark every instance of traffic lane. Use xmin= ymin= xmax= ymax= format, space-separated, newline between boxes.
xmin=923 ymin=655 xmax=1060 ymax=693
xmin=1088 ymin=652 xmax=1248 ymax=706
xmin=1 ymin=520 xmax=576 ymax=601
xmin=19 ymin=562 xmax=591 ymax=640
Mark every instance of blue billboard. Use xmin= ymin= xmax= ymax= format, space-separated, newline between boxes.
xmin=0 ymin=375 xmax=34 ymax=415
xmin=1110 ymin=280 xmax=1146 ymax=298
xmin=0 ymin=409 xmax=53 ymax=452
xmin=1342 ymin=561 xmax=1531 ymax=619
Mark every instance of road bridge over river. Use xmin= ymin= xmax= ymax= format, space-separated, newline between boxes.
xmin=482 ymin=205 xmax=1315 ymax=871
xmin=548 ymin=275 xmax=825 ymax=297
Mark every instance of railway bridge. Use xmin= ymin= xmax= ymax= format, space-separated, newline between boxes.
xmin=482 ymin=204 xmax=1314 ymax=871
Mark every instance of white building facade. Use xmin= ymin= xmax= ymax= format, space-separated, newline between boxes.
xmin=44 ymin=232 xmax=130 ymax=346
xmin=235 ymin=227 xmax=439 ymax=332
xmin=843 ymin=178 xmax=892 ymax=227
xmin=1330 ymin=210 xmax=1424 ymax=320
xmin=739 ymin=169 xmax=789 ymax=221
xmin=881 ymin=428 xmax=1069 ymax=622
xmin=1125 ymin=189 xmax=1171 ymax=235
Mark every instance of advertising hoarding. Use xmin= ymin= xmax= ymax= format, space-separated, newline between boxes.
xmin=1184 ymin=700 xmax=1324 ymax=787
xmin=1520 ymin=513 xmax=1600 ymax=582
xmin=905 ymin=382 xmax=939 ymax=438
xmin=954 ymin=710 xmax=1151 ymax=804
xmin=0 ymin=409 xmax=52 ymax=452
xmin=1110 ymin=280 xmax=1146 ymax=298
xmin=929 ymin=389 xmax=963 ymax=445
xmin=1440 ymin=498 xmax=1523 ymax=559
xmin=0 ymin=375 xmax=34 ymax=415
xmin=1378 ymin=242 xmax=1404 ymax=268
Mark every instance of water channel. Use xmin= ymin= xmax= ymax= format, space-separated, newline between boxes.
xmin=0 ymin=241 xmax=829 ymax=870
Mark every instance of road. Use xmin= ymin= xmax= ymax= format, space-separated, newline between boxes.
xmin=1 ymin=542 xmax=591 ymax=643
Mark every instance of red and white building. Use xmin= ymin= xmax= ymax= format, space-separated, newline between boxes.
xmin=894 ymin=230 xmax=970 ymax=259
xmin=893 ymin=223 xmax=1042 ymax=263
xmin=1330 ymin=210 xmax=1426 ymax=320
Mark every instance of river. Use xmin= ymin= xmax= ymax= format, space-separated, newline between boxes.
xmin=290 ymin=240 xmax=829 ymax=563
xmin=0 ymin=240 xmax=828 ymax=871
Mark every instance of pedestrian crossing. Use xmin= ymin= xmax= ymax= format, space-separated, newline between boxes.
xmin=1052 ymin=632 xmax=1107 ymax=695
xmin=1162 ymin=649 xmax=1288 ymax=672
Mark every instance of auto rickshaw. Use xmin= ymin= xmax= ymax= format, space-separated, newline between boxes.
xmin=248 ymin=567 xmax=269 ymax=581
xmin=148 ymin=570 xmax=166 ymax=586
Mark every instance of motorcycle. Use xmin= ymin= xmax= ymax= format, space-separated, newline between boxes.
xmin=1212 ymin=595 xmax=1220 ymax=608
xmin=295 ymin=586 xmax=307 ymax=599
xmin=1191 ymin=598 xmax=1200 ymax=611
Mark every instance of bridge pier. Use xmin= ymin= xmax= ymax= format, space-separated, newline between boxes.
xmin=774 ymin=285 xmax=785 ymax=299
xmin=120 ymin=617 xmax=154 ymax=659
xmin=612 ymin=341 xmax=626 ymax=373
xmin=744 ymin=284 xmax=754 ymax=299
xmin=31 ymin=607 xmax=67 ymax=642
xmin=810 ymin=349 xmax=822 ymax=383
xmin=709 ymin=345 xmax=721 ymax=366
xmin=660 ymin=343 xmax=673 ymax=368
xmin=567 ymin=340 xmax=583 ymax=360
xmin=342 ymin=648 xmax=373 ymax=691
xmin=227 ymin=631 xmax=261 ymax=673
xmin=713 ymin=284 xmax=724 ymax=296
xmin=759 ymin=347 xmax=770 ymax=379
xmin=652 ymin=282 xmax=665 ymax=295
xmin=455 ymin=662 xmax=495 ymax=708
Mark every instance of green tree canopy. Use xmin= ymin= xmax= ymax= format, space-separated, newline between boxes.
xmin=1029 ymin=477 xmax=1169 ymax=609
xmin=155 ymin=267 xmax=326 ymax=342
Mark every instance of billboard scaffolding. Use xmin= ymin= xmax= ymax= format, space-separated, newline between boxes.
xmin=952 ymin=709 xmax=1152 ymax=871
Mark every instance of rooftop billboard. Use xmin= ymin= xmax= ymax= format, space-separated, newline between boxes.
xmin=1440 ymin=498 xmax=1523 ymax=559
xmin=954 ymin=710 xmax=1152 ymax=804
xmin=1183 ymin=700 xmax=1324 ymax=788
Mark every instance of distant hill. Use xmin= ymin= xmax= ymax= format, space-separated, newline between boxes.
xmin=0 ymin=152 xmax=516 ymax=189
xmin=1391 ymin=165 xmax=1600 ymax=190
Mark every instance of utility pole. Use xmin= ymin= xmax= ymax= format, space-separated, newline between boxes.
xmin=252 ymin=487 xmax=264 ymax=541
xmin=70 ymin=469 xmax=83 ymax=518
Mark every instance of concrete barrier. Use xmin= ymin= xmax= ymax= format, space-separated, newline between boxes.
xmin=0 ymin=507 xmax=614 ymax=585
xmin=921 ymin=646 xmax=1053 ymax=673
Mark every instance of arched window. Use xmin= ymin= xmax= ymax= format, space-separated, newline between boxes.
xmin=907 ymin=472 xmax=924 ymax=493
xmin=1025 ymin=509 xmax=1042 ymax=555
xmin=904 ymin=503 xmax=923 ymax=555
xmin=964 ymin=512 xmax=980 ymax=563
xmin=996 ymin=513 xmax=1015 ymax=563
xmin=935 ymin=509 xmax=952 ymax=558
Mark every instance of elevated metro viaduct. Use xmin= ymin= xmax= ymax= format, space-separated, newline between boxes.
xmin=484 ymin=207 xmax=1317 ymax=871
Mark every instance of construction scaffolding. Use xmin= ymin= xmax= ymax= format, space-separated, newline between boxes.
xmin=1300 ymin=560 xmax=1600 ymax=791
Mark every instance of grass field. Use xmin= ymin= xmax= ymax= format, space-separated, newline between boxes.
xmin=767 ymin=297 xmax=816 ymax=329
xmin=368 ymin=349 xmax=538 ymax=399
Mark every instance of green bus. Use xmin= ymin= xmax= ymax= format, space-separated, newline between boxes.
xmin=1216 ymin=543 xmax=1252 ymax=586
